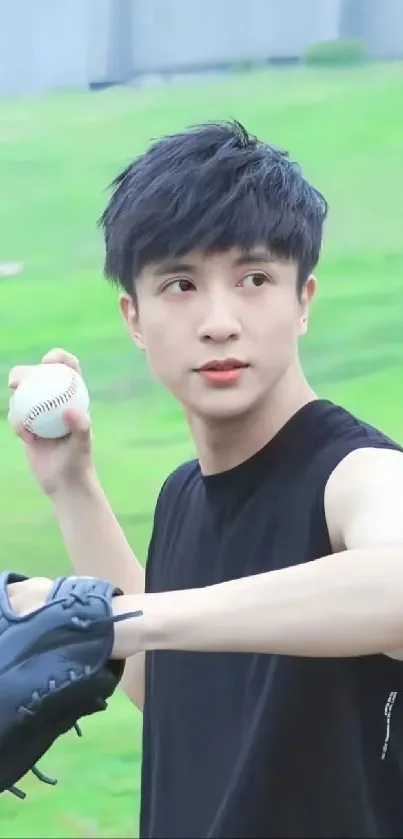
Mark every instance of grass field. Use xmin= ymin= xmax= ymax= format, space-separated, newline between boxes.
xmin=0 ymin=62 xmax=403 ymax=836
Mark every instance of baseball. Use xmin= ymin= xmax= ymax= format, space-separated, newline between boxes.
xmin=9 ymin=363 xmax=90 ymax=439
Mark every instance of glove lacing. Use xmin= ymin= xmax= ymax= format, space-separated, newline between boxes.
xmin=8 ymin=588 xmax=141 ymax=800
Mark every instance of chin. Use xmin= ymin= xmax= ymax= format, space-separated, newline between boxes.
xmin=186 ymin=390 xmax=262 ymax=422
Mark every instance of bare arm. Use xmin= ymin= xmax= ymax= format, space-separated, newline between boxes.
xmin=110 ymin=447 xmax=403 ymax=661
xmin=52 ymin=475 xmax=145 ymax=709
xmin=8 ymin=349 xmax=147 ymax=707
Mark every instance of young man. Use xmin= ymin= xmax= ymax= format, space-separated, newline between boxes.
xmin=8 ymin=121 xmax=403 ymax=838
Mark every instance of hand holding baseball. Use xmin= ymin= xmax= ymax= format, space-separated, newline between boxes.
xmin=8 ymin=349 xmax=94 ymax=497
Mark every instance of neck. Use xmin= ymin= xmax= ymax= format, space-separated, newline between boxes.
xmin=187 ymin=366 xmax=317 ymax=475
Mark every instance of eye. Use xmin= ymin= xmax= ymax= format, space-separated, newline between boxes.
xmin=238 ymin=272 xmax=269 ymax=289
xmin=164 ymin=278 xmax=195 ymax=294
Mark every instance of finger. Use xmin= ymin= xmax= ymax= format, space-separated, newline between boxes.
xmin=63 ymin=408 xmax=91 ymax=437
xmin=41 ymin=348 xmax=81 ymax=373
xmin=19 ymin=427 xmax=37 ymax=445
xmin=8 ymin=365 xmax=36 ymax=390
xmin=8 ymin=577 xmax=49 ymax=597
xmin=7 ymin=415 xmax=37 ymax=444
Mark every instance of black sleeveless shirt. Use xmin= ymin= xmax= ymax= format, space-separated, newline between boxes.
xmin=140 ymin=400 xmax=403 ymax=838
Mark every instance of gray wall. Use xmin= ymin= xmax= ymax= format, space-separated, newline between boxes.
xmin=0 ymin=0 xmax=88 ymax=96
xmin=87 ymin=0 xmax=134 ymax=86
xmin=346 ymin=0 xmax=403 ymax=60
xmin=129 ymin=0 xmax=341 ymax=73
xmin=87 ymin=0 xmax=342 ymax=84
xmin=1 ymin=0 xmax=403 ymax=97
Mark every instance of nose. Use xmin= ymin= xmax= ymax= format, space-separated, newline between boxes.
xmin=198 ymin=294 xmax=241 ymax=343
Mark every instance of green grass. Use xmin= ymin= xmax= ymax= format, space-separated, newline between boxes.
xmin=0 ymin=62 xmax=403 ymax=836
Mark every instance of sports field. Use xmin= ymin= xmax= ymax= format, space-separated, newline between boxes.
xmin=0 ymin=62 xmax=402 ymax=837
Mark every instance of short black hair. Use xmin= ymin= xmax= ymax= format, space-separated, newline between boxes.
xmin=99 ymin=120 xmax=328 ymax=296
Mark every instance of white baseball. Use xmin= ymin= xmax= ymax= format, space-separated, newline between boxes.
xmin=9 ymin=363 xmax=90 ymax=439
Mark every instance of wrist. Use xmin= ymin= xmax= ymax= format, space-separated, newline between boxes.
xmin=49 ymin=468 xmax=101 ymax=508
xmin=111 ymin=587 xmax=212 ymax=658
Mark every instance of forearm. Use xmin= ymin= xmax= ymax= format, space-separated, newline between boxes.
xmin=112 ymin=548 xmax=403 ymax=658
xmin=51 ymin=473 xmax=144 ymax=595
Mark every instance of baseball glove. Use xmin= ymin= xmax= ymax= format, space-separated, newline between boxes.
xmin=0 ymin=570 xmax=138 ymax=800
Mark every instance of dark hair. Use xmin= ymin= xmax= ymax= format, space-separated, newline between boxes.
xmin=99 ymin=120 xmax=328 ymax=296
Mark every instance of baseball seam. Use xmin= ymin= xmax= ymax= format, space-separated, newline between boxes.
xmin=24 ymin=375 xmax=78 ymax=432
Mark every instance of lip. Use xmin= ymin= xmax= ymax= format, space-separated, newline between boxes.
xmin=195 ymin=359 xmax=249 ymax=387
xmin=197 ymin=358 xmax=248 ymax=372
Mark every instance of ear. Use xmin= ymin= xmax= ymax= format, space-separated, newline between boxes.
xmin=119 ymin=294 xmax=145 ymax=350
xmin=298 ymin=275 xmax=317 ymax=337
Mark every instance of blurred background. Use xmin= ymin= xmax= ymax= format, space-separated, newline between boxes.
xmin=0 ymin=0 xmax=402 ymax=836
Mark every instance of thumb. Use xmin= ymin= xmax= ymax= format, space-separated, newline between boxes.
xmin=63 ymin=408 xmax=91 ymax=438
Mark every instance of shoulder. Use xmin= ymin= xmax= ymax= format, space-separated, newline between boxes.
xmin=146 ymin=460 xmax=203 ymax=584
xmin=322 ymin=404 xmax=403 ymax=494
xmin=296 ymin=401 xmax=402 ymax=549
xmin=310 ymin=401 xmax=402 ymax=479
xmin=292 ymin=401 xmax=401 ymax=502
xmin=154 ymin=458 xmax=201 ymax=517
xmin=324 ymin=428 xmax=403 ymax=552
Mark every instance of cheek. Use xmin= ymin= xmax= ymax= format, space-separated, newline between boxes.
xmin=139 ymin=312 xmax=185 ymax=385
xmin=259 ymin=296 xmax=300 ymax=343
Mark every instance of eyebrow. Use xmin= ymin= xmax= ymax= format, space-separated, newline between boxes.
xmin=233 ymin=251 xmax=277 ymax=266
xmin=152 ymin=251 xmax=277 ymax=277
xmin=153 ymin=260 xmax=198 ymax=277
